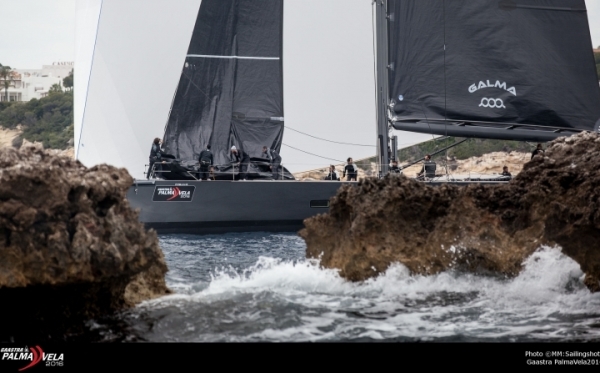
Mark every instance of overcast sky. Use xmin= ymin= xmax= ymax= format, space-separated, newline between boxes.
xmin=0 ymin=0 xmax=76 ymax=68
xmin=0 ymin=0 xmax=599 ymax=69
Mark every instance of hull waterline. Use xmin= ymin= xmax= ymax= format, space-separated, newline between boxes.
xmin=126 ymin=178 xmax=509 ymax=235
xmin=126 ymin=180 xmax=348 ymax=235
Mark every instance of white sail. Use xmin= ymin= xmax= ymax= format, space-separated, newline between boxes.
xmin=74 ymin=0 xmax=102 ymax=160
xmin=76 ymin=0 xmax=201 ymax=179
xmin=75 ymin=0 xmax=435 ymax=177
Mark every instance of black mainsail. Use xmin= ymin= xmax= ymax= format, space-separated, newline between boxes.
xmin=162 ymin=0 xmax=284 ymax=168
xmin=386 ymin=0 xmax=600 ymax=142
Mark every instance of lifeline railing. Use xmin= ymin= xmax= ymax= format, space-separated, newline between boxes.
xmin=144 ymin=159 xmax=514 ymax=183
xmin=294 ymin=159 xmax=514 ymax=183
xmin=144 ymin=161 xmax=287 ymax=181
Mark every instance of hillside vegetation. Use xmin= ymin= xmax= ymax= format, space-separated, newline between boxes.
xmin=0 ymin=90 xmax=73 ymax=150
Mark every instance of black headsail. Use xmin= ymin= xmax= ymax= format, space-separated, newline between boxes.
xmin=163 ymin=0 xmax=284 ymax=167
xmin=388 ymin=0 xmax=600 ymax=142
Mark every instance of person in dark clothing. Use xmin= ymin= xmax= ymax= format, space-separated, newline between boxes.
xmin=146 ymin=137 xmax=162 ymax=179
xmin=501 ymin=166 xmax=512 ymax=179
xmin=324 ymin=165 xmax=339 ymax=180
xmin=531 ymin=143 xmax=544 ymax=160
xmin=262 ymin=146 xmax=282 ymax=180
xmin=230 ymin=146 xmax=250 ymax=180
xmin=343 ymin=157 xmax=358 ymax=181
xmin=417 ymin=154 xmax=436 ymax=180
xmin=198 ymin=144 xmax=214 ymax=181
xmin=389 ymin=160 xmax=402 ymax=174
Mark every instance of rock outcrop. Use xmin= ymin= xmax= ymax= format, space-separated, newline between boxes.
xmin=300 ymin=132 xmax=600 ymax=292
xmin=0 ymin=142 xmax=170 ymax=342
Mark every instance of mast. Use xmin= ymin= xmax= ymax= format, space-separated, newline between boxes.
xmin=375 ymin=0 xmax=390 ymax=177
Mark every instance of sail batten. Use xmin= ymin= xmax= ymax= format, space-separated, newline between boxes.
xmin=187 ymin=54 xmax=280 ymax=60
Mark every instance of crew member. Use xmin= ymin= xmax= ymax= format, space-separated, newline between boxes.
xmin=230 ymin=146 xmax=251 ymax=180
xmin=389 ymin=160 xmax=402 ymax=174
xmin=531 ymin=143 xmax=544 ymax=160
xmin=324 ymin=165 xmax=339 ymax=180
xmin=262 ymin=146 xmax=283 ymax=180
xmin=417 ymin=154 xmax=436 ymax=180
xmin=198 ymin=144 xmax=214 ymax=181
xmin=343 ymin=157 xmax=358 ymax=181
xmin=501 ymin=166 xmax=512 ymax=179
xmin=147 ymin=137 xmax=162 ymax=179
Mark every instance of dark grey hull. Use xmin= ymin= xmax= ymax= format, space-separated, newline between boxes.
xmin=126 ymin=180 xmax=349 ymax=235
xmin=126 ymin=178 xmax=508 ymax=235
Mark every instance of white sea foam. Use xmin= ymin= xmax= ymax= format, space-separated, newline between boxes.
xmin=203 ymin=256 xmax=351 ymax=296
xmin=136 ymin=245 xmax=600 ymax=342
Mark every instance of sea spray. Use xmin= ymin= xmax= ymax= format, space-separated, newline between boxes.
xmin=301 ymin=132 xmax=600 ymax=293
xmin=109 ymin=234 xmax=600 ymax=342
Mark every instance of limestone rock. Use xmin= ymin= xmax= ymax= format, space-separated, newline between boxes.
xmin=300 ymin=132 xmax=600 ymax=292
xmin=0 ymin=142 xmax=170 ymax=341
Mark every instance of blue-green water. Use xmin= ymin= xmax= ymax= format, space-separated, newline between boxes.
xmin=91 ymin=232 xmax=600 ymax=342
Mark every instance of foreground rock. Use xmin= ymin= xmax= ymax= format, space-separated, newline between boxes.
xmin=0 ymin=143 xmax=170 ymax=342
xmin=300 ymin=132 xmax=600 ymax=292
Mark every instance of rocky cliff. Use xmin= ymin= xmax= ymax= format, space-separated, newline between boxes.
xmin=300 ymin=132 xmax=600 ymax=292
xmin=0 ymin=142 xmax=170 ymax=342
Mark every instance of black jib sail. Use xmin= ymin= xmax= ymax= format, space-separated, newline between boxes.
xmin=162 ymin=0 xmax=284 ymax=171
xmin=388 ymin=0 xmax=600 ymax=142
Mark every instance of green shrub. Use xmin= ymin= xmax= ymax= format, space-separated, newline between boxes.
xmin=0 ymin=91 xmax=73 ymax=149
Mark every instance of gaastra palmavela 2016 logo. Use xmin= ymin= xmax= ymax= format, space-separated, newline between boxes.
xmin=469 ymin=80 xmax=516 ymax=110
xmin=1 ymin=346 xmax=64 ymax=370
xmin=152 ymin=185 xmax=195 ymax=202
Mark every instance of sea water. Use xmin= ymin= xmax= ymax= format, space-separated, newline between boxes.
xmin=91 ymin=232 xmax=600 ymax=342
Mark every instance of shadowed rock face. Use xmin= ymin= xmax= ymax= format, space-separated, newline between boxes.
xmin=0 ymin=143 xmax=170 ymax=342
xmin=300 ymin=132 xmax=600 ymax=292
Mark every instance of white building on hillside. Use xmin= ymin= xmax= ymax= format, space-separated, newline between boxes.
xmin=0 ymin=62 xmax=73 ymax=102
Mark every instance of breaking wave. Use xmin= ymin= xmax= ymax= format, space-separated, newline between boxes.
xmin=114 ymin=234 xmax=600 ymax=342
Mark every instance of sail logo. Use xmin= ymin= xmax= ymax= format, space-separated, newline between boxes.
xmin=479 ymin=98 xmax=506 ymax=109
xmin=152 ymin=186 xmax=195 ymax=202
xmin=468 ymin=80 xmax=516 ymax=96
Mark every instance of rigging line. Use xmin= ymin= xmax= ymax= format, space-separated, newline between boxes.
xmin=77 ymin=0 xmax=103 ymax=160
xmin=285 ymin=126 xmax=375 ymax=147
xmin=181 ymin=69 xmax=213 ymax=102
xmin=164 ymin=63 xmax=184 ymax=137
xmin=282 ymin=143 xmax=344 ymax=163
xmin=419 ymin=101 xmax=437 ymax=144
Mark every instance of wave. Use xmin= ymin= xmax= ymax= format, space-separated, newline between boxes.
xmin=130 ymin=245 xmax=600 ymax=342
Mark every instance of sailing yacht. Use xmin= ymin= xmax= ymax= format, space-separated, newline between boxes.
xmin=128 ymin=14 xmax=349 ymax=237
xmin=77 ymin=0 xmax=600 ymax=234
